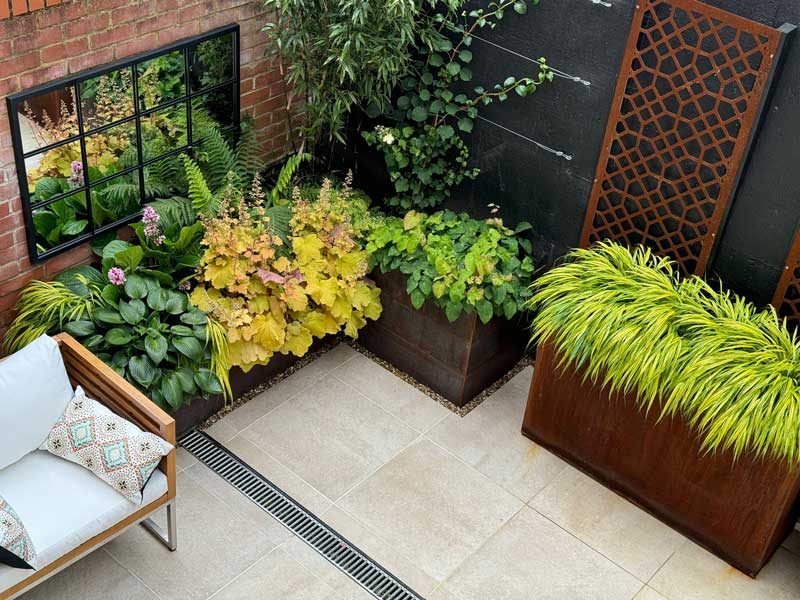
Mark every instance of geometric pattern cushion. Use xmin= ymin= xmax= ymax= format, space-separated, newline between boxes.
xmin=39 ymin=386 xmax=173 ymax=504
xmin=0 ymin=493 xmax=36 ymax=570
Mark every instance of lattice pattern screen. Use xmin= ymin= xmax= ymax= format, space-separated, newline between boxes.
xmin=580 ymin=0 xmax=785 ymax=275
xmin=772 ymin=233 xmax=800 ymax=328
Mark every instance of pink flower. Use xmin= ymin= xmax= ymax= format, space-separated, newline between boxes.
xmin=68 ymin=161 xmax=83 ymax=187
xmin=257 ymin=269 xmax=285 ymax=284
xmin=142 ymin=206 xmax=160 ymax=225
xmin=107 ymin=267 xmax=126 ymax=286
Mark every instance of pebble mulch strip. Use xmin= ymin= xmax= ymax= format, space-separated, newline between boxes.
xmin=198 ymin=335 xmax=534 ymax=430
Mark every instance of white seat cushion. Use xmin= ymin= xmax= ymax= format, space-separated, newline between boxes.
xmin=0 ymin=335 xmax=74 ymax=470
xmin=0 ymin=451 xmax=168 ymax=592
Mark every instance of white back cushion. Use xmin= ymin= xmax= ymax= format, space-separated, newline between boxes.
xmin=0 ymin=335 xmax=73 ymax=470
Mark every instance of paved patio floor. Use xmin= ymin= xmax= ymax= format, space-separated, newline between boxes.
xmin=21 ymin=343 xmax=800 ymax=599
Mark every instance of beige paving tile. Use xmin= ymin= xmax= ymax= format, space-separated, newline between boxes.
xmin=323 ymin=505 xmax=438 ymax=597
xmin=332 ymin=352 xmax=448 ymax=432
xmin=428 ymin=368 xmax=566 ymax=502
xmin=176 ymin=446 xmax=198 ymax=472
xmin=205 ymin=418 xmax=238 ymax=443
xmin=18 ymin=549 xmax=158 ymax=600
xmin=338 ymin=438 xmax=523 ymax=582
xmin=240 ymin=377 xmax=417 ymax=501
xmin=531 ymin=467 xmax=686 ymax=580
xmin=438 ymin=507 xmax=642 ymax=600
xmin=224 ymin=436 xmax=332 ymax=516
xmin=783 ymin=529 xmax=800 ymax=556
xmin=650 ymin=541 xmax=800 ymax=600
xmin=223 ymin=344 xmax=358 ymax=433
xmin=210 ymin=547 xmax=336 ymax=600
xmin=633 ymin=586 xmax=669 ymax=600
xmin=106 ymin=472 xmax=275 ymax=600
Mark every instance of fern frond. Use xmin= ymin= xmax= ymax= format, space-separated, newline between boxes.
xmin=181 ymin=155 xmax=218 ymax=217
xmin=264 ymin=205 xmax=292 ymax=243
xmin=148 ymin=196 xmax=197 ymax=229
xmin=234 ymin=121 xmax=264 ymax=182
xmin=271 ymin=153 xmax=311 ymax=204
xmin=197 ymin=128 xmax=236 ymax=191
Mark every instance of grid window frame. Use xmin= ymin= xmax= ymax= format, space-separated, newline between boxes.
xmin=6 ymin=24 xmax=240 ymax=264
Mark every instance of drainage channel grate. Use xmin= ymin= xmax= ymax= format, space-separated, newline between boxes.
xmin=179 ymin=429 xmax=424 ymax=600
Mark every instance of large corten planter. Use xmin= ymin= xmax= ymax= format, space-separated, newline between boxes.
xmin=522 ymin=342 xmax=800 ymax=577
xmin=360 ymin=270 xmax=527 ymax=406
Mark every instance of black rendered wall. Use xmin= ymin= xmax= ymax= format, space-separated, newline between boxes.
xmin=449 ymin=0 xmax=800 ymax=306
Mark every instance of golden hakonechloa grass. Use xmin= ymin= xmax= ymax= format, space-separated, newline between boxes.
xmin=529 ymin=241 xmax=800 ymax=466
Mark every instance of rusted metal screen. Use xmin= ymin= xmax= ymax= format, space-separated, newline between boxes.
xmin=580 ymin=0 xmax=786 ymax=275
xmin=772 ymin=232 xmax=800 ymax=327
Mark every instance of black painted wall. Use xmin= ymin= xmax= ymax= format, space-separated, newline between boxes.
xmin=448 ymin=0 xmax=800 ymax=306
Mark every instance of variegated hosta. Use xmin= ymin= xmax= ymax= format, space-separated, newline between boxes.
xmin=191 ymin=179 xmax=382 ymax=371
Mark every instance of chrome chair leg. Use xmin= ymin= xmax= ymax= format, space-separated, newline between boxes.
xmin=142 ymin=501 xmax=177 ymax=551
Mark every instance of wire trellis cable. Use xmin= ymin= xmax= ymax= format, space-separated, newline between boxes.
xmin=477 ymin=116 xmax=573 ymax=161
xmin=471 ymin=35 xmax=591 ymax=86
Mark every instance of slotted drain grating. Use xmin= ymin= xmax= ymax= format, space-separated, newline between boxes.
xmin=179 ymin=429 xmax=424 ymax=600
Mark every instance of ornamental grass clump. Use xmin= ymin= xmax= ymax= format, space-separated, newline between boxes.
xmin=529 ymin=241 xmax=800 ymax=465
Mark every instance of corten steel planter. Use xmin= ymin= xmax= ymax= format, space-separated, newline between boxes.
xmin=360 ymin=270 xmax=527 ymax=406
xmin=522 ymin=342 xmax=800 ymax=577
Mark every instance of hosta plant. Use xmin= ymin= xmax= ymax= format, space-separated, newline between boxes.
xmin=367 ymin=209 xmax=534 ymax=323
xmin=530 ymin=241 xmax=800 ymax=465
xmin=191 ymin=178 xmax=382 ymax=371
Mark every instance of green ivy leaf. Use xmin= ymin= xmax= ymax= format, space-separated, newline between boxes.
xmin=429 ymin=53 xmax=444 ymax=67
xmin=458 ymin=118 xmax=474 ymax=133
xmin=446 ymin=62 xmax=461 ymax=76
xmin=410 ymin=106 xmax=428 ymax=122
xmin=458 ymin=49 xmax=473 ymax=63
xmin=438 ymin=125 xmax=455 ymax=140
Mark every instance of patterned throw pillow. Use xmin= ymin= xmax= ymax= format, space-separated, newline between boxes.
xmin=0 ymin=494 xmax=36 ymax=570
xmin=40 ymin=387 xmax=173 ymax=504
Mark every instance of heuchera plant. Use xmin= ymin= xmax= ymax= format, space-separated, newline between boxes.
xmin=367 ymin=209 xmax=534 ymax=323
xmin=190 ymin=177 xmax=382 ymax=371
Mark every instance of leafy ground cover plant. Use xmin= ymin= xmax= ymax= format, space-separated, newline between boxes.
xmin=530 ymin=241 xmax=800 ymax=465
xmin=367 ymin=209 xmax=534 ymax=323
xmin=191 ymin=177 xmax=382 ymax=371
xmin=363 ymin=0 xmax=551 ymax=210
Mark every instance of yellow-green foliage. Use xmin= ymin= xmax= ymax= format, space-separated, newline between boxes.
xmin=191 ymin=178 xmax=381 ymax=372
xmin=28 ymin=132 xmax=131 ymax=186
xmin=530 ymin=241 xmax=800 ymax=465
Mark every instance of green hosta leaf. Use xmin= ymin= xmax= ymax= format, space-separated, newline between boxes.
xmin=164 ymin=291 xmax=187 ymax=315
xmin=93 ymin=307 xmax=125 ymax=325
xmin=102 ymin=240 xmax=131 ymax=262
xmin=195 ymin=369 xmax=224 ymax=395
xmin=172 ymin=336 xmax=204 ymax=362
xmin=124 ymin=273 xmax=148 ymax=299
xmin=62 ymin=220 xmax=88 ymax=236
xmin=111 ymin=351 xmax=129 ymax=368
xmin=105 ymin=328 xmax=132 ymax=346
xmin=146 ymin=287 xmax=165 ymax=310
xmin=82 ymin=334 xmax=104 ymax=350
xmin=101 ymin=284 xmax=121 ymax=305
xmin=175 ymin=367 xmax=198 ymax=394
xmin=161 ymin=373 xmax=184 ymax=409
xmin=410 ymin=289 xmax=426 ymax=310
xmin=180 ymin=309 xmax=208 ymax=325
xmin=457 ymin=118 xmax=474 ymax=133
xmin=65 ymin=320 xmax=95 ymax=337
xmin=170 ymin=325 xmax=194 ymax=336
xmin=144 ymin=333 xmax=168 ymax=365
xmin=114 ymin=246 xmax=144 ymax=271
xmin=119 ymin=299 xmax=146 ymax=325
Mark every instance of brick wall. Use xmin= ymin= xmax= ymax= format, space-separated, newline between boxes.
xmin=0 ymin=0 xmax=293 ymax=341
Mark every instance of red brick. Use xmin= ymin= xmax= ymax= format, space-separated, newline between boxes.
xmin=157 ymin=21 xmax=198 ymax=45
xmin=137 ymin=13 xmax=176 ymax=35
xmin=91 ymin=0 xmax=131 ymax=11
xmin=114 ymin=34 xmax=158 ymax=60
xmin=90 ymin=23 xmax=136 ymax=50
xmin=42 ymin=38 xmax=89 ymax=64
xmin=111 ymin=4 xmax=148 ymax=25
xmin=0 ymin=52 xmax=41 ymax=78
xmin=65 ymin=13 xmax=109 ymax=38
xmin=68 ymin=48 xmax=115 ymax=74
xmin=0 ymin=232 xmax=14 ymax=251
xmin=0 ymin=77 xmax=19 ymax=98
xmin=177 ymin=3 xmax=206 ymax=23
xmin=43 ymin=243 xmax=92 ymax=277
xmin=37 ymin=2 xmax=84 ymax=27
xmin=0 ymin=267 xmax=44 ymax=297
